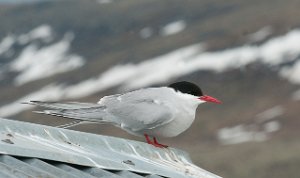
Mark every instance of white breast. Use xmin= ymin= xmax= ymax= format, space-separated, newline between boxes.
xmin=151 ymin=104 xmax=197 ymax=137
xmin=145 ymin=91 xmax=200 ymax=137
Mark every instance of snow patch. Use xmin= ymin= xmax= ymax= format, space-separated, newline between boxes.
xmin=217 ymin=121 xmax=281 ymax=145
xmin=247 ymin=26 xmax=273 ymax=43
xmin=280 ymin=60 xmax=300 ymax=84
xmin=256 ymin=105 xmax=284 ymax=122
xmin=64 ymin=64 xmax=138 ymax=98
xmin=123 ymin=44 xmax=203 ymax=89
xmin=264 ymin=121 xmax=281 ymax=133
xmin=56 ymin=43 xmax=203 ymax=99
xmin=108 ymin=29 xmax=300 ymax=90
xmin=18 ymin=25 xmax=53 ymax=44
xmin=0 ymin=35 xmax=15 ymax=56
xmin=96 ymin=0 xmax=112 ymax=4
xmin=160 ymin=20 xmax=186 ymax=36
xmin=10 ymin=33 xmax=85 ymax=85
xmin=139 ymin=27 xmax=153 ymax=39
xmin=217 ymin=125 xmax=268 ymax=145
xmin=260 ymin=30 xmax=300 ymax=65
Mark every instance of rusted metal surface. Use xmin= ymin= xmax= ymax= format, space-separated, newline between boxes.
xmin=0 ymin=118 xmax=221 ymax=178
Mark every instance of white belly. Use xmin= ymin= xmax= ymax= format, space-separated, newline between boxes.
xmin=153 ymin=111 xmax=196 ymax=137
xmin=138 ymin=106 xmax=197 ymax=138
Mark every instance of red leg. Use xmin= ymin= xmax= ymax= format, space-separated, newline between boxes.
xmin=153 ymin=137 xmax=168 ymax=148
xmin=144 ymin=134 xmax=168 ymax=148
xmin=144 ymin=134 xmax=153 ymax=144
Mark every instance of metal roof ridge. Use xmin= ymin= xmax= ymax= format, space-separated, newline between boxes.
xmin=0 ymin=118 xmax=221 ymax=178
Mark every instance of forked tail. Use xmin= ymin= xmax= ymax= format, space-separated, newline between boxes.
xmin=24 ymin=101 xmax=112 ymax=128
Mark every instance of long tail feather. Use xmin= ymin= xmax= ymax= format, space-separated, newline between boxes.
xmin=27 ymin=101 xmax=112 ymax=124
xmin=24 ymin=101 xmax=101 ymax=109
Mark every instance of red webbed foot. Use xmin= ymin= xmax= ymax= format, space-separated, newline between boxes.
xmin=144 ymin=134 xmax=168 ymax=148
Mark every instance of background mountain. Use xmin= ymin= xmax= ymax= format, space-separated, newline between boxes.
xmin=0 ymin=0 xmax=300 ymax=177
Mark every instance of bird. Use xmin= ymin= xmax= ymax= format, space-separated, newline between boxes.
xmin=26 ymin=81 xmax=221 ymax=148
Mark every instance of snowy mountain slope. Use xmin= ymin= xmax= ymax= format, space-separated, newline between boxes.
xmin=1 ymin=28 xmax=299 ymax=117
xmin=0 ymin=25 xmax=85 ymax=87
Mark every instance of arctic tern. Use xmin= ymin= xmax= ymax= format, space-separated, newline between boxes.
xmin=26 ymin=81 xmax=221 ymax=148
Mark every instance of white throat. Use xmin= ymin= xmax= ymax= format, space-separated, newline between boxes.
xmin=153 ymin=90 xmax=203 ymax=137
xmin=174 ymin=91 xmax=205 ymax=108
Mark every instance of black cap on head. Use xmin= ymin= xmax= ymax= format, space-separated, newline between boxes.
xmin=168 ymin=81 xmax=203 ymax=96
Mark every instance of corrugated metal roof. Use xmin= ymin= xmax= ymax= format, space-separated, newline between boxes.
xmin=0 ymin=118 xmax=221 ymax=178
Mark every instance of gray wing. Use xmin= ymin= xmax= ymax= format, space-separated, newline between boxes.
xmin=27 ymin=88 xmax=175 ymax=131
xmin=100 ymin=89 xmax=175 ymax=132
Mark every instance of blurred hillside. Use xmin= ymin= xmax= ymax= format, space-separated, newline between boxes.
xmin=0 ymin=0 xmax=300 ymax=177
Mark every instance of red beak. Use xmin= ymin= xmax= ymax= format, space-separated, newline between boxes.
xmin=199 ymin=95 xmax=221 ymax=104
